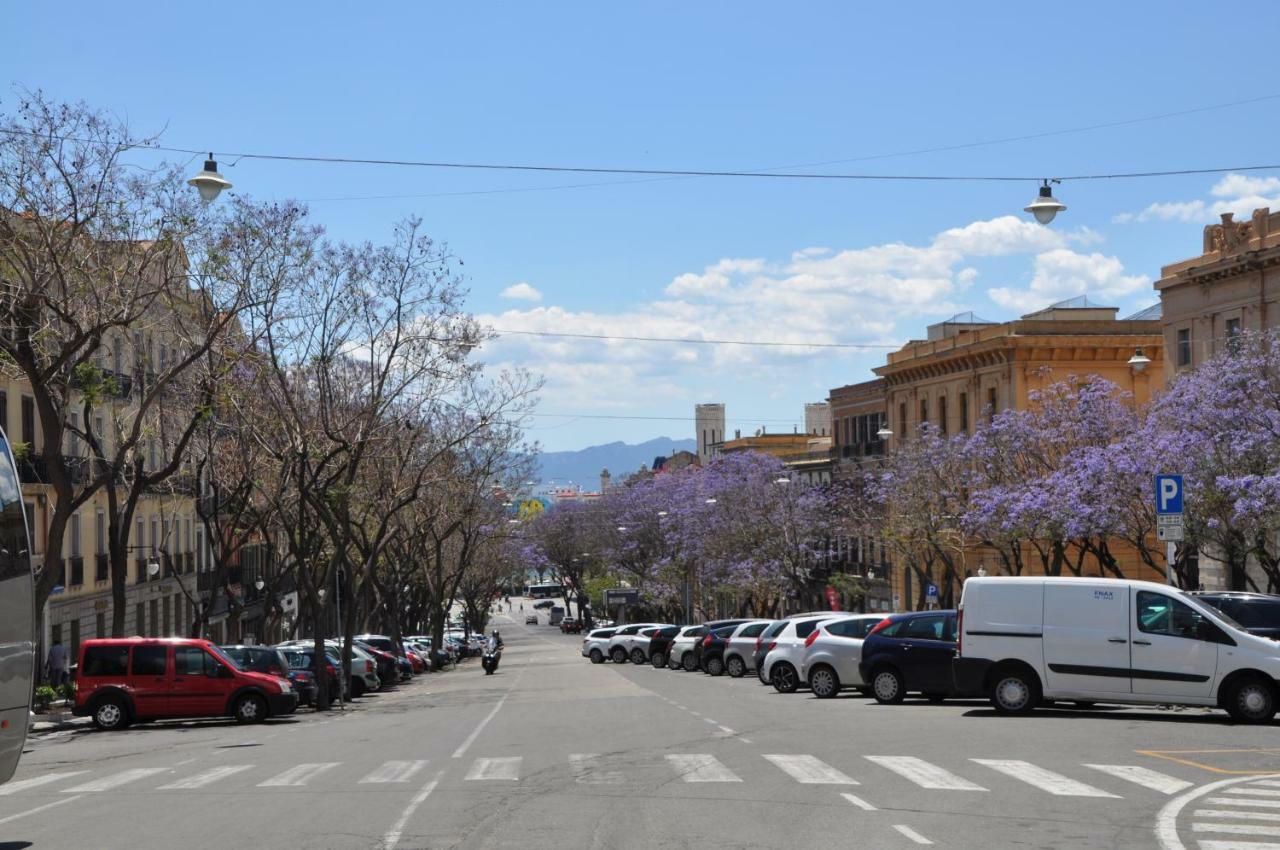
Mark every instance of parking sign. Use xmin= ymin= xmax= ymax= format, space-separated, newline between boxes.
xmin=925 ymin=584 xmax=938 ymax=601
xmin=1155 ymin=474 xmax=1184 ymax=515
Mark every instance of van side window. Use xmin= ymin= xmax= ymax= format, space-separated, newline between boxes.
xmin=175 ymin=646 xmax=214 ymax=676
xmin=82 ymin=645 xmax=128 ymax=676
xmin=131 ymin=645 xmax=167 ymax=676
xmin=1136 ymin=591 xmax=1204 ymax=639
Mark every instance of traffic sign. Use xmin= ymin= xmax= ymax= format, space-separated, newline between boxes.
xmin=925 ymin=584 xmax=939 ymax=601
xmin=1157 ymin=515 xmax=1185 ymax=542
xmin=604 ymin=588 xmax=638 ymax=607
xmin=1155 ymin=474 xmax=1184 ymax=515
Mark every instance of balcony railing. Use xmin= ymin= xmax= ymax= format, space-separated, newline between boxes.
xmin=70 ymin=367 xmax=132 ymax=399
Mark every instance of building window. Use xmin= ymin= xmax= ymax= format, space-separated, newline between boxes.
xmin=196 ymin=528 xmax=204 ymax=571
xmin=1225 ymin=317 xmax=1242 ymax=354
xmin=986 ymin=387 xmax=998 ymax=419
xmin=150 ymin=518 xmax=158 ymax=555
xmin=113 ymin=335 xmax=124 ymax=376
xmin=919 ymin=399 xmax=929 ymax=433
xmin=959 ymin=392 xmax=969 ymax=434
xmin=938 ymin=395 xmax=947 ymax=436
xmin=67 ymin=412 xmax=79 ymax=457
xmin=70 ymin=513 xmax=81 ymax=557
xmin=0 ymin=390 xmax=7 ymax=437
xmin=1176 ymin=328 xmax=1192 ymax=367
xmin=135 ymin=602 xmax=145 ymax=637
xmin=898 ymin=402 xmax=907 ymax=440
xmin=20 ymin=395 xmax=34 ymax=447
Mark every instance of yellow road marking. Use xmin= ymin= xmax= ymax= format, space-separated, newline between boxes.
xmin=1138 ymin=748 xmax=1280 ymax=776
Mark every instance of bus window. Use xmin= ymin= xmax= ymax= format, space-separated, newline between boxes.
xmin=0 ymin=427 xmax=34 ymax=785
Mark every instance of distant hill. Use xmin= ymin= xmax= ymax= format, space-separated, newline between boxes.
xmin=535 ymin=437 xmax=697 ymax=488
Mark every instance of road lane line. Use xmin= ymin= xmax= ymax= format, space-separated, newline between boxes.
xmin=452 ymin=663 xmax=527 ymax=759
xmin=1195 ymin=809 xmax=1280 ymax=822
xmin=893 ymin=824 xmax=934 ymax=845
xmin=569 ymin=754 xmax=624 ymax=785
xmin=63 ymin=768 xmax=168 ymax=792
xmin=1085 ymin=764 xmax=1192 ymax=795
xmin=0 ymin=771 xmax=86 ymax=796
xmin=257 ymin=763 xmax=340 ymax=787
xmin=867 ymin=756 xmax=986 ymax=791
xmin=842 ymin=792 xmax=877 ymax=811
xmin=465 ymin=757 xmax=522 ymax=780
xmin=360 ymin=760 xmax=429 ymax=784
xmin=0 ymin=796 xmax=80 ymax=826
xmin=972 ymin=759 xmax=1118 ymax=797
xmin=382 ymin=769 xmax=443 ymax=850
xmin=666 ymin=754 xmax=741 ymax=783
xmin=764 ymin=754 xmax=859 ymax=785
xmin=159 ymin=765 xmax=254 ymax=790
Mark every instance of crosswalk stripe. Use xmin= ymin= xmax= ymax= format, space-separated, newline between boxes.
xmin=866 ymin=756 xmax=986 ymax=791
xmin=1196 ymin=810 xmax=1280 ymax=822
xmin=159 ymin=765 xmax=254 ymax=790
xmin=1193 ymin=822 xmax=1280 ymax=837
xmin=0 ymin=772 xmax=87 ymax=796
xmin=465 ymin=757 xmax=522 ymax=781
xmin=257 ymin=763 xmax=340 ymax=787
xmin=666 ymin=754 xmax=741 ymax=783
xmin=1256 ymin=780 xmax=1280 ymax=788
xmin=359 ymin=761 xmax=429 ymax=784
xmin=1083 ymin=764 xmax=1192 ymax=795
xmin=1226 ymin=788 xmax=1280 ymax=798
xmin=1198 ymin=842 xmax=1280 ymax=850
xmin=569 ymin=754 xmax=624 ymax=785
xmin=971 ymin=759 xmax=1118 ymax=797
xmin=1207 ymin=797 xmax=1280 ymax=809
xmin=62 ymin=768 xmax=168 ymax=793
xmin=762 ymin=754 xmax=857 ymax=785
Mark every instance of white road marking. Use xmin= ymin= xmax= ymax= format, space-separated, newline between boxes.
xmin=1084 ymin=764 xmax=1192 ymax=795
xmin=63 ymin=768 xmax=168 ymax=792
xmin=257 ymin=763 xmax=340 ymax=787
xmin=666 ymin=754 xmax=742 ymax=783
xmin=1155 ymin=774 xmax=1274 ymax=850
xmin=1196 ymin=809 xmax=1280 ymax=822
xmin=972 ymin=759 xmax=1118 ymax=797
xmin=1207 ymin=797 xmax=1280 ymax=809
xmin=360 ymin=760 xmax=429 ymax=784
xmin=1193 ymin=823 xmax=1280 ymax=836
xmin=0 ymin=796 xmax=80 ymax=826
xmin=383 ymin=769 xmax=444 ymax=850
xmin=159 ymin=765 xmax=254 ymax=789
xmin=764 ymin=754 xmax=858 ymax=785
xmin=703 ymin=718 xmax=717 ymax=725
xmin=717 ymin=726 xmax=735 ymax=735
xmin=465 ymin=757 xmax=522 ymax=780
xmin=452 ymin=663 xmax=526 ymax=759
xmin=740 ymin=738 xmax=753 ymax=744
xmin=569 ymin=753 xmax=624 ymax=785
xmin=1257 ymin=780 xmax=1280 ymax=788
xmin=841 ymin=791 xmax=877 ymax=811
xmin=867 ymin=756 xmax=986 ymax=791
xmin=1227 ymin=788 xmax=1280 ymax=798
xmin=0 ymin=771 xmax=86 ymax=796
xmin=893 ymin=824 xmax=934 ymax=845
xmin=1196 ymin=842 xmax=1280 ymax=850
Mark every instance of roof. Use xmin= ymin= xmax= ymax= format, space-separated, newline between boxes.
xmin=1122 ymin=302 xmax=1162 ymax=321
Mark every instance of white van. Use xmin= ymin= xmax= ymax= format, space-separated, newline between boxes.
xmin=953 ymin=576 xmax=1279 ymax=723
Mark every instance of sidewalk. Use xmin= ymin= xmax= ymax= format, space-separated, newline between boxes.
xmin=30 ymin=706 xmax=92 ymax=733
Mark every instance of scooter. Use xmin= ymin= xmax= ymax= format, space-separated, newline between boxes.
xmin=482 ymin=648 xmax=501 ymax=675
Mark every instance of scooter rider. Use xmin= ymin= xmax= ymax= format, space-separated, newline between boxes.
xmin=482 ymin=630 xmax=504 ymax=674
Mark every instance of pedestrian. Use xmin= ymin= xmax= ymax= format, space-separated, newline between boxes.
xmin=46 ymin=639 xmax=68 ymax=687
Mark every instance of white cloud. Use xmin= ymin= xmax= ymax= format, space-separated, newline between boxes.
xmin=1114 ymin=172 xmax=1280 ymax=224
xmin=665 ymin=258 xmax=765 ymax=297
xmin=987 ymin=248 xmax=1150 ymax=314
xmin=932 ymin=215 xmax=1065 ymax=257
xmin=499 ymin=282 xmax=543 ymax=301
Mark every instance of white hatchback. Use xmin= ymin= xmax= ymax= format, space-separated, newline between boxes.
xmin=605 ymin=623 xmax=664 ymax=664
xmin=722 ymin=620 xmax=775 ymax=678
xmin=798 ymin=614 xmax=887 ymax=698
xmin=581 ymin=627 xmax=618 ymax=664
xmin=667 ymin=626 xmax=707 ymax=671
xmin=760 ymin=613 xmax=851 ymax=693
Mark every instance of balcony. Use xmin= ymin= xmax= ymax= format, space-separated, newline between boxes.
xmin=71 ymin=367 xmax=132 ymax=399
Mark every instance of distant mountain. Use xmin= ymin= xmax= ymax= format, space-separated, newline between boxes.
xmin=535 ymin=437 xmax=697 ymax=488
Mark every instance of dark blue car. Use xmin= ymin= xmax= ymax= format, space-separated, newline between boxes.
xmin=858 ymin=610 xmax=958 ymax=704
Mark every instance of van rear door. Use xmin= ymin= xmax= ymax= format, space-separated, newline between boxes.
xmin=1044 ymin=583 xmax=1132 ymax=695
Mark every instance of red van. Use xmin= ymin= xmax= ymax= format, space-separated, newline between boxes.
xmin=73 ymin=638 xmax=298 ymax=730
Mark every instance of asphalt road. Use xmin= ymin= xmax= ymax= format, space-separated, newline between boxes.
xmin=4 ymin=606 xmax=1280 ymax=850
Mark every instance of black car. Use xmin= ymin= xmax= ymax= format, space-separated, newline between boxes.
xmin=1189 ymin=592 xmax=1280 ymax=640
xmin=353 ymin=640 xmax=399 ymax=688
xmin=753 ymin=620 xmax=790 ymax=682
xmin=697 ymin=624 xmax=740 ymax=676
xmin=857 ymin=610 xmax=958 ymax=704
xmin=646 ymin=626 xmax=682 ymax=669
xmin=690 ymin=619 xmax=751 ymax=672
xmin=533 ymin=600 xmax=556 ymax=610
xmin=222 ymin=645 xmax=319 ymax=707
xmin=280 ymin=647 xmax=344 ymax=703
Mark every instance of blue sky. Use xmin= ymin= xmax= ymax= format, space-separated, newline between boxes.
xmin=8 ymin=3 xmax=1280 ymax=451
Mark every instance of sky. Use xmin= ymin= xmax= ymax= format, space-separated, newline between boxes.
xmin=8 ymin=3 xmax=1280 ymax=451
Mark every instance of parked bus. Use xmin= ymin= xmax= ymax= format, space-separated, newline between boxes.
xmin=0 ymin=426 xmax=34 ymax=784
xmin=524 ymin=583 xmax=565 ymax=599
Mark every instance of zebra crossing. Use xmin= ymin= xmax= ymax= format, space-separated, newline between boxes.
xmin=1180 ymin=778 xmax=1280 ymax=849
xmin=0 ymin=752 xmax=1205 ymax=800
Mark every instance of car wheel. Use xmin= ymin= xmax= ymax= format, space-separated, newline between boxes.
xmin=990 ymin=667 xmax=1041 ymax=716
xmin=682 ymin=652 xmax=698 ymax=672
xmin=706 ymin=657 xmax=725 ymax=677
xmin=610 ymin=647 xmax=627 ymax=664
xmin=234 ymin=693 xmax=267 ymax=724
xmin=589 ymin=648 xmax=605 ymax=664
xmin=351 ymin=677 xmax=366 ymax=699
xmin=871 ymin=667 xmax=905 ymax=704
xmin=651 ymin=652 xmax=667 ymax=669
xmin=771 ymin=663 xmax=799 ymax=693
xmin=1225 ymin=676 xmax=1277 ymax=724
xmin=630 ymin=648 xmax=647 ymax=665
xmin=809 ymin=665 xmax=840 ymax=699
xmin=725 ymin=656 xmax=745 ymax=678
xmin=92 ymin=696 xmax=130 ymax=731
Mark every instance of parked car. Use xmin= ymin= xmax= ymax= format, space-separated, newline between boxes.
xmin=279 ymin=640 xmax=381 ymax=697
xmin=581 ymin=627 xmax=618 ymax=664
xmin=1190 ymin=591 xmax=1280 ymax=640
xmin=646 ymin=625 xmax=683 ymax=669
xmin=549 ymin=606 xmax=566 ymax=626
xmin=74 ymin=637 xmax=298 ymax=730
xmin=353 ymin=639 xmax=401 ymax=687
xmin=696 ymin=624 xmax=743 ymax=676
xmin=280 ymin=647 xmax=345 ymax=702
xmin=760 ymin=614 xmax=851 ymax=692
xmin=722 ymin=620 xmax=775 ymax=678
xmin=859 ymin=610 xmax=957 ymax=704
xmin=954 ymin=577 xmax=1280 ymax=722
xmin=533 ymin=600 xmax=556 ymax=610
xmin=797 ymin=614 xmax=887 ymax=698
xmin=221 ymin=645 xmax=317 ymax=708
xmin=668 ymin=626 xmax=706 ymax=671
xmin=605 ymin=623 xmax=664 ymax=663
xmin=753 ymin=621 xmax=789 ymax=680
xmin=560 ymin=618 xmax=583 ymax=634
xmin=690 ymin=619 xmax=751 ymax=672
xmin=525 ymin=614 xmax=539 ymax=625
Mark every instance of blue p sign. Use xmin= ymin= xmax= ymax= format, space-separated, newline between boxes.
xmin=1155 ymin=474 xmax=1183 ymax=515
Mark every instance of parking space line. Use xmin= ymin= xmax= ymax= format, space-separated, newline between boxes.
xmin=892 ymin=824 xmax=934 ymax=845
